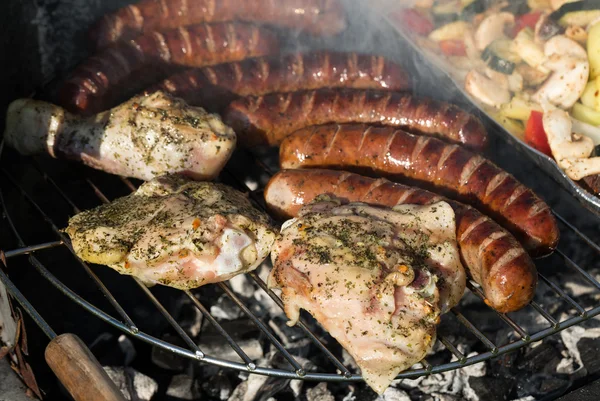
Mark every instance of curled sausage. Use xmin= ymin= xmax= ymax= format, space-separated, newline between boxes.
xmin=265 ymin=169 xmax=537 ymax=313
xmin=150 ymin=52 xmax=412 ymax=112
xmin=58 ymin=22 xmax=280 ymax=115
xmin=279 ymin=124 xmax=559 ymax=256
xmin=223 ymin=89 xmax=488 ymax=149
xmin=90 ymin=0 xmax=346 ymax=49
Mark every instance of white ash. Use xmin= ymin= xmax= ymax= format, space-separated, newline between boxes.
xmin=166 ymin=374 xmax=196 ymax=400
xmin=230 ymin=274 xmax=258 ymax=299
xmin=103 ymin=366 xmax=158 ymax=401
xmin=307 ymin=383 xmax=335 ymax=401
xmin=557 ymin=315 xmax=600 ymax=374
xmin=228 ymin=361 xmax=270 ymax=401
xmin=211 ymin=295 xmax=244 ymax=320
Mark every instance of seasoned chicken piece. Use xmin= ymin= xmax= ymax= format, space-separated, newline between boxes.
xmin=269 ymin=197 xmax=466 ymax=394
xmin=65 ymin=175 xmax=276 ymax=289
xmin=4 ymin=91 xmax=236 ymax=181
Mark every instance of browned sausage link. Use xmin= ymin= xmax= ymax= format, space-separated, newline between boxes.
xmin=279 ymin=124 xmax=559 ymax=256
xmin=223 ymin=89 xmax=488 ymax=149
xmin=152 ymin=52 xmax=412 ymax=110
xmin=58 ymin=22 xmax=280 ymax=115
xmin=90 ymin=0 xmax=346 ymax=49
xmin=265 ymin=169 xmax=537 ymax=313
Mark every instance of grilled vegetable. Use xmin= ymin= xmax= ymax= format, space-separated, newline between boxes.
xmin=514 ymin=28 xmax=548 ymax=70
xmin=482 ymin=40 xmax=519 ymax=73
xmin=432 ymin=1 xmax=461 ymax=24
xmin=429 ymin=20 xmax=471 ymax=41
xmin=589 ymin=22 xmax=600 ymax=78
xmin=501 ymin=97 xmax=543 ymax=121
xmin=399 ymin=9 xmax=435 ymax=35
xmin=525 ymin=111 xmax=553 ymax=156
xmin=572 ymin=102 xmax=600 ymax=125
xmin=462 ymin=0 xmax=488 ymax=18
xmin=439 ymin=39 xmax=468 ymax=55
xmin=535 ymin=14 xmax=564 ymax=41
xmin=503 ymin=0 xmax=531 ymax=16
xmin=550 ymin=1 xmax=600 ymax=26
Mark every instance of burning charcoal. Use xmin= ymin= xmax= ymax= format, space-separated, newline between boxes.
xmin=469 ymin=376 xmax=515 ymax=401
xmin=516 ymin=342 xmax=562 ymax=374
xmin=229 ymin=366 xmax=269 ymax=401
xmin=306 ymin=383 xmax=335 ymax=401
xmin=254 ymin=377 xmax=290 ymax=401
xmin=151 ymin=334 xmax=189 ymax=371
xmin=177 ymin=299 xmax=204 ymax=338
xmin=103 ymin=366 xmax=158 ymax=401
xmin=211 ymin=295 xmax=244 ymax=320
xmin=198 ymin=337 xmax=263 ymax=363
xmin=578 ymin=337 xmax=600 ymax=374
xmin=268 ymin=316 xmax=305 ymax=346
xmin=118 ymin=334 xmax=136 ymax=366
xmin=166 ymin=374 xmax=196 ymax=400
xmin=539 ymin=376 xmax=571 ymax=397
xmin=200 ymin=371 xmax=232 ymax=400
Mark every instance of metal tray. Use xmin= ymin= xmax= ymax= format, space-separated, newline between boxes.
xmin=377 ymin=3 xmax=600 ymax=217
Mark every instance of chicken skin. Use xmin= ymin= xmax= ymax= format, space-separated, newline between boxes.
xmin=66 ymin=175 xmax=277 ymax=289
xmin=4 ymin=91 xmax=236 ymax=181
xmin=269 ymin=196 xmax=466 ymax=393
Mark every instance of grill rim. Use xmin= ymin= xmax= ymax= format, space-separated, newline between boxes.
xmin=1 ymin=141 xmax=600 ymax=383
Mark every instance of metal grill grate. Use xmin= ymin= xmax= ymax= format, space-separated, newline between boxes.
xmin=1 ymin=142 xmax=600 ymax=384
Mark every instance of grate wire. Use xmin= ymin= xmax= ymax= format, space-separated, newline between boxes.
xmin=1 ymin=145 xmax=600 ymax=382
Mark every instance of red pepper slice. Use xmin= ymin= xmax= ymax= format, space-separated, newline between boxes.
xmin=393 ymin=9 xmax=434 ymax=36
xmin=439 ymin=39 xmax=467 ymax=56
xmin=525 ymin=111 xmax=553 ymax=157
xmin=512 ymin=12 xmax=542 ymax=38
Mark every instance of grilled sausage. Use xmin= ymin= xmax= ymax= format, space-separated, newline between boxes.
xmin=150 ymin=52 xmax=412 ymax=112
xmin=90 ymin=0 xmax=346 ymax=49
xmin=265 ymin=169 xmax=537 ymax=313
xmin=223 ymin=89 xmax=488 ymax=149
xmin=58 ymin=22 xmax=280 ymax=115
xmin=279 ymin=124 xmax=559 ymax=256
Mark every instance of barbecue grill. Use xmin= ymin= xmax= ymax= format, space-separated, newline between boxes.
xmin=1 ymin=1 xmax=600 ymax=400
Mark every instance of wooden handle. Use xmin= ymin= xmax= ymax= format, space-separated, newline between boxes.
xmin=45 ymin=333 xmax=126 ymax=401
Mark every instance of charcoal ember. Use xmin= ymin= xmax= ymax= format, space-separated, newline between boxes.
xmin=306 ymin=383 xmax=335 ymax=401
xmin=515 ymin=342 xmax=562 ymax=374
xmin=88 ymin=333 xmax=136 ymax=367
xmin=539 ymin=376 xmax=570 ymax=396
xmin=198 ymin=337 xmax=263 ymax=363
xmin=103 ymin=366 xmax=158 ymax=401
xmin=514 ymin=373 xmax=568 ymax=398
xmin=177 ymin=299 xmax=204 ymax=338
xmin=151 ymin=334 xmax=189 ymax=371
xmin=211 ymin=295 xmax=244 ymax=320
xmin=268 ymin=316 xmax=305 ymax=345
xmin=201 ymin=318 xmax=260 ymax=340
xmin=578 ymin=337 xmax=600 ymax=374
xmin=468 ymin=376 xmax=515 ymax=401
xmin=200 ymin=370 xmax=232 ymax=400
xmin=166 ymin=374 xmax=196 ymax=400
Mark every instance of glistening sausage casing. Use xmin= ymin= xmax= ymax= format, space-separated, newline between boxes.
xmin=279 ymin=124 xmax=559 ymax=255
xmin=223 ymin=89 xmax=488 ymax=149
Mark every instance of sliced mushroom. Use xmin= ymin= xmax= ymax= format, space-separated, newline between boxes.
xmin=533 ymin=36 xmax=589 ymax=109
xmin=474 ymin=12 xmax=515 ymax=51
xmin=465 ymin=69 xmax=511 ymax=107
xmin=542 ymin=108 xmax=600 ymax=180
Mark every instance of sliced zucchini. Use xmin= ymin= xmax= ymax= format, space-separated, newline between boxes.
xmin=501 ymin=97 xmax=543 ymax=121
xmin=572 ymin=102 xmax=600 ymax=126
xmin=502 ymin=0 xmax=530 ymax=15
xmin=462 ymin=0 xmax=487 ymax=18
xmin=482 ymin=40 xmax=522 ymax=63
xmin=550 ymin=1 xmax=600 ymax=26
xmin=580 ymin=80 xmax=599 ymax=110
xmin=429 ymin=20 xmax=471 ymax=41
xmin=513 ymin=28 xmax=548 ymax=70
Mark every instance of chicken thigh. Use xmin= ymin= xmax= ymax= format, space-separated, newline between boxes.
xmin=66 ymin=175 xmax=277 ymax=289
xmin=269 ymin=196 xmax=466 ymax=393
